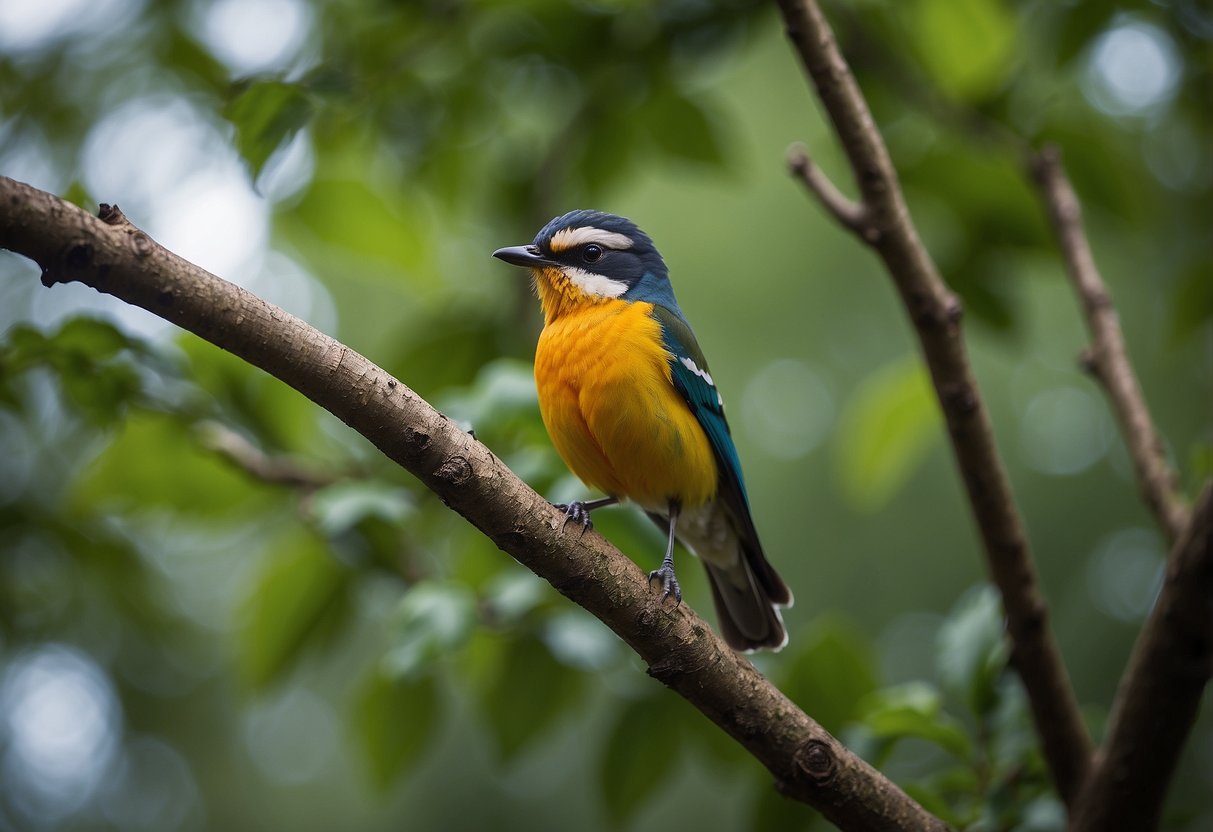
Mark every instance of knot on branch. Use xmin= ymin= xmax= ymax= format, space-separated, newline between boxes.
xmin=43 ymin=239 xmax=95 ymax=287
xmin=944 ymin=293 xmax=964 ymax=324
xmin=794 ymin=740 xmax=837 ymax=784
xmin=434 ymin=455 xmax=472 ymax=486
xmin=941 ymin=381 xmax=979 ymax=417
xmin=407 ymin=429 xmax=431 ymax=453
xmin=130 ymin=230 xmax=153 ymax=258
xmin=99 ymin=203 xmax=127 ymax=225
xmin=1078 ymin=347 xmax=1101 ymax=377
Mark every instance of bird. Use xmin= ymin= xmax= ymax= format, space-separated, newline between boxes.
xmin=492 ymin=210 xmax=792 ymax=651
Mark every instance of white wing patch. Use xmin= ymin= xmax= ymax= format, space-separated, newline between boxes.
xmin=562 ymin=265 xmax=629 ymax=298
xmin=550 ymin=226 xmax=634 ymax=253
xmin=679 ymin=356 xmax=715 ymax=388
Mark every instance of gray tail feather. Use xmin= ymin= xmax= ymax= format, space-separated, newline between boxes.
xmin=703 ymin=561 xmax=788 ymax=652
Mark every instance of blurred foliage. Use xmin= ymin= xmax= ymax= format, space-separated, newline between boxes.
xmin=1 ymin=0 xmax=1211 ymax=831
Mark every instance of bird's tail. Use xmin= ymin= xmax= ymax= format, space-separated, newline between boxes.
xmin=703 ymin=554 xmax=791 ymax=652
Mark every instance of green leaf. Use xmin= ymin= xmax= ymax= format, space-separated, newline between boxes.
xmin=483 ymin=570 xmax=549 ymax=625
xmin=835 ymin=357 xmax=941 ymax=511
xmin=179 ymin=335 xmax=320 ymax=453
xmin=903 ymin=782 xmax=965 ymax=828
xmin=382 ymin=581 xmax=478 ymax=679
xmin=749 ymin=776 xmax=819 ymax=831
xmin=280 ymin=175 xmax=432 ymax=283
xmin=73 ymin=411 xmax=275 ymax=515
xmin=438 ymin=358 xmax=539 ymax=432
xmin=599 ymin=694 xmax=684 ymax=826
xmin=237 ymin=530 xmax=352 ymax=689
xmin=51 ymin=317 xmax=138 ymax=359
xmin=643 ymin=88 xmax=728 ymax=168
xmin=352 ymin=668 xmax=440 ymax=792
xmin=0 ymin=318 xmax=147 ymax=425
xmin=858 ymin=682 xmax=972 ymax=759
xmin=478 ymin=635 xmax=584 ymax=761
xmin=936 ymin=585 xmax=1010 ymax=718
xmin=1055 ymin=4 xmax=1117 ymax=66
xmin=310 ymin=480 xmax=415 ymax=536
xmin=777 ymin=614 xmax=880 ymax=733
xmin=580 ymin=109 xmax=640 ymax=197
xmin=1169 ymin=261 xmax=1213 ymax=347
xmin=224 ymin=80 xmax=314 ymax=180
xmin=908 ymin=0 xmax=1017 ymax=102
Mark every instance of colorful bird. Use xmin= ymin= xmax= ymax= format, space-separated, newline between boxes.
xmin=493 ymin=210 xmax=792 ymax=651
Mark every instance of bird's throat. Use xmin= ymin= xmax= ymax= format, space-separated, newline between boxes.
xmin=533 ymin=266 xmax=609 ymax=323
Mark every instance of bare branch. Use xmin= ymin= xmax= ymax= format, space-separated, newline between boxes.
xmin=0 ymin=176 xmax=949 ymax=832
xmin=787 ymin=143 xmax=870 ymax=235
xmin=773 ymin=0 xmax=1094 ymax=805
xmin=195 ymin=419 xmax=339 ymax=490
xmin=1070 ymin=481 xmax=1213 ymax=832
xmin=1030 ymin=146 xmax=1190 ymax=545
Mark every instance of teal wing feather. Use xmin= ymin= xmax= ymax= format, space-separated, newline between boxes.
xmin=650 ymin=306 xmax=758 ymax=523
xmin=650 ymin=304 xmax=792 ymax=610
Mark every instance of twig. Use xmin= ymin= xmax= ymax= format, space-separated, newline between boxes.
xmin=1029 ymin=146 xmax=1190 ymax=545
xmin=195 ymin=419 xmax=338 ymax=490
xmin=0 ymin=176 xmax=948 ymax=831
xmin=773 ymin=0 xmax=1094 ymax=806
xmin=787 ymin=144 xmax=870 ymax=235
xmin=1069 ymin=481 xmax=1213 ymax=832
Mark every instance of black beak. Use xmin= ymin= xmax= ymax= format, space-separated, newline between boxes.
xmin=492 ymin=245 xmax=553 ymax=268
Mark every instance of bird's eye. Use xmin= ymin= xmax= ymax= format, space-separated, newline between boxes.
xmin=582 ymin=244 xmax=603 ymax=263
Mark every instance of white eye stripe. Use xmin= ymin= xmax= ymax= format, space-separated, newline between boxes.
xmin=679 ymin=356 xmax=715 ymax=388
xmin=550 ymin=226 xmax=634 ymax=252
xmin=561 ymin=266 xmax=629 ymax=298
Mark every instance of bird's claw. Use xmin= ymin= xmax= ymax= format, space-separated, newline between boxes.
xmin=554 ymin=501 xmax=594 ymax=532
xmin=647 ymin=565 xmax=682 ymax=605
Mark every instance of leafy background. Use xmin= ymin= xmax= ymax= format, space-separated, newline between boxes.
xmin=1 ymin=0 xmax=1210 ymax=830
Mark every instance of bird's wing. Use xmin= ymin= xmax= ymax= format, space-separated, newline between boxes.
xmin=650 ymin=305 xmax=755 ymax=525
xmin=650 ymin=303 xmax=792 ymax=608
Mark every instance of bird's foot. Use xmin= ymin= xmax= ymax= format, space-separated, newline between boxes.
xmin=647 ymin=564 xmax=682 ymax=605
xmin=553 ymin=501 xmax=594 ymax=532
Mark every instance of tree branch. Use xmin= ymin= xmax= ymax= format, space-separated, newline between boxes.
xmin=787 ymin=143 xmax=870 ymax=236
xmin=1029 ymin=146 xmax=1190 ymax=545
xmin=0 ymin=176 xmax=948 ymax=832
xmin=773 ymin=0 xmax=1094 ymax=806
xmin=195 ymin=419 xmax=339 ymax=490
xmin=1069 ymin=481 xmax=1213 ymax=832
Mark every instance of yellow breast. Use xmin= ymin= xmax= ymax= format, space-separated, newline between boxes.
xmin=532 ymin=267 xmax=717 ymax=510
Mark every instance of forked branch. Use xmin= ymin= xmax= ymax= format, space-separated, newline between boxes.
xmin=773 ymin=0 xmax=1093 ymax=806
xmin=1069 ymin=482 xmax=1213 ymax=832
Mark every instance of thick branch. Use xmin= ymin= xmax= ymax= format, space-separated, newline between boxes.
xmin=1030 ymin=147 xmax=1189 ymax=545
xmin=0 ymin=176 xmax=947 ymax=832
xmin=1069 ymin=482 xmax=1213 ymax=832
xmin=774 ymin=0 xmax=1093 ymax=805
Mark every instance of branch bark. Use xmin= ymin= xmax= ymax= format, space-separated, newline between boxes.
xmin=1069 ymin=482 xmax=1213 ymax=832
xmin=773 ymin=0 xmax=1094 ymax=807
xmin=1029 ymin=146 xmax=1190 ymax=545
xmin=0 ymin=176 xmax=948 ymax=832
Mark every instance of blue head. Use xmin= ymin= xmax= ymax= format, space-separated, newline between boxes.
xmin=493 ymin=210 xmax=687 ymax=321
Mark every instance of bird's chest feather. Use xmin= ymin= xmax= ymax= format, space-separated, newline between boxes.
xmin=533 ymin=282 xmax=716 ymax=508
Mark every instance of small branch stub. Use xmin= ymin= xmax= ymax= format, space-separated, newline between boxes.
xmin=795 ymin=740 xmax=837 ymax=783
xmin=787 ymin=143 xmax=870 ymax=235
xmin=1030 ymin=144 xmax=1190 ymax=544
